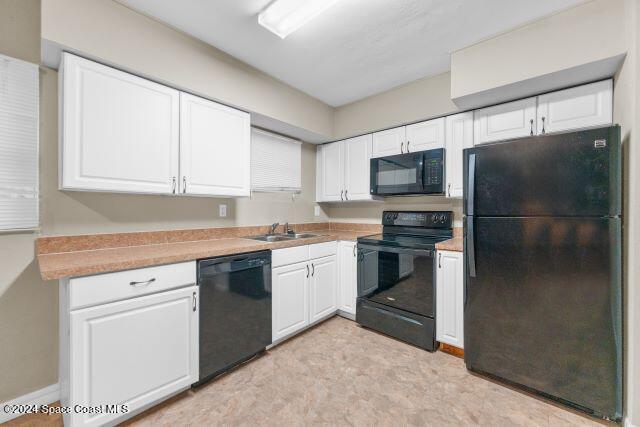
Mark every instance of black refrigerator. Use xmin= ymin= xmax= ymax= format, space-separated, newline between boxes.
xmin=463 ymin=125 xmax=622 ymax=421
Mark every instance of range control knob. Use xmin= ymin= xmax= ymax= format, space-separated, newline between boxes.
xmin=431 ymin=214 xmax=438 ymax=223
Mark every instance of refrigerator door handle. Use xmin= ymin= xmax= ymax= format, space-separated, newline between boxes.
xmin=467 ymin=153 xmax=476 ymax=216
xmin=467 ymin=216 xmax=476 ymax=277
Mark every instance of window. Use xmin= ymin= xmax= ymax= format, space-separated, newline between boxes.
xmin=0 ymin=53 xmax=39 ymax=230
xmin=251 ymin=128 xmax=301 ymax=192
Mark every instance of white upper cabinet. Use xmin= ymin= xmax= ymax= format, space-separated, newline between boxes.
xmin=61 ymin=53 xmax=250 ymax=198
xmin=317 ymin=141 xmax=343 ymax=201
xmin=436 ymin=250 xmax=464 ymax=349
xmin=473 ymin=97 xmax=537 ymax=145
xmin=61 ymin=53 xmax=180 ymax=194
xmin=372 ymin=126 xmax=406 ymax=158
xmin=316 ymin=135 xmax=377 ymax=202
xmin=405 ymin=117 xmax=445 ymax=152
xmin=445 ymin=112 xmax=474 ymax=198
xmin=536 ymin=80 xmax=612 ymax=135
xmin=343 ymin=134 xmax=373 ymax=201
xmin=179 ymin=93 xmax=250 ymax=197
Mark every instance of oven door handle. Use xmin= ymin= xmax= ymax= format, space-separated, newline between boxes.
xmin=357 ymin=243 xmax=434 ymax=258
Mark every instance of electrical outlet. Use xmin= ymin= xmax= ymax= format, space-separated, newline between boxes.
xmin=314 ymin=206 xmax=321 ymax=216
xmin=219 ymin=204 xmax=227 ymax=217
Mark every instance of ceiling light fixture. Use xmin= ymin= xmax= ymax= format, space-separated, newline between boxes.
xmin=258 ymin=0 xmax=341 ymax=39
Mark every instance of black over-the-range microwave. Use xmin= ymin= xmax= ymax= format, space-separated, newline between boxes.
xmin=370 ymin=148 xmax=445 ymax=196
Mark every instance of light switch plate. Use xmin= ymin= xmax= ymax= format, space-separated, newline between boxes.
xmin=219 ymin=204 xmax=227 ymax=217
xmin=314 ymin=206 xmax=321 ymax=216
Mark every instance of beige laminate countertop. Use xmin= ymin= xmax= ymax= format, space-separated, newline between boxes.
xmin=37 ymin=229 xmax=376 ymax=281
xmin=435 ymin=237 xmax=463 ymax=252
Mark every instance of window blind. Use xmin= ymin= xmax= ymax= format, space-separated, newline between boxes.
xmin=0 ymin=53 xmax=39 ymax=231
xmin=251 ymin=128 xmax=301 ymax=192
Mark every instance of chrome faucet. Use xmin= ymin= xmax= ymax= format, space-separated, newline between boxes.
xmin=269 ymin=222 xmax=280 ymax=235
xmin=283 ymin=222 xmax=294 ymax=235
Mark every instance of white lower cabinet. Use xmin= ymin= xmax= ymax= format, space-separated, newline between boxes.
xmin=60 ymin=264 xmax=198 ymax=427
xmin=272 ymin=261 xmax=310 ymax=342
xmin=271 ymin=242 xmax=343 ymax=343
xmin=338 ymin=241 xmax=357 ymax=316
xmin=67 ymin=287 xmax=198 ymax=426
xmin=309 ymin=255 xmax=338 ymax=322
xmin=436 ymin=250 xmax=464 ymax=349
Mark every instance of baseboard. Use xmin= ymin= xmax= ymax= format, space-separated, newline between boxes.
xmin=0 ymin=383 xmax=60 ymax=423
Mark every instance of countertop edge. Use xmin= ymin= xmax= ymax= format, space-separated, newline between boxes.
xmin=38 ymin=233 xmax=371 ymax=281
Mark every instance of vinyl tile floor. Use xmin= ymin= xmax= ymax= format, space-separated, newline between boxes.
xmin=6 ymin=317 xmax=609 ymax=426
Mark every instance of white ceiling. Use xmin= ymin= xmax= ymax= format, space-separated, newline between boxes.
xmin=117 ymin=0 xmax=587 ymax=107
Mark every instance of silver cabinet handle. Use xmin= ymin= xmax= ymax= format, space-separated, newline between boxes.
xmin=406 ymin=141 xmax=410 ymax=152
xmin=311 ymin=263 xmax=315 ymax=276
xmin=193 ymin=291 xmax=197 ymax=312
xmin=182 ymin=176 xmax=187 ymax=194
xmin=400 ymin=142 xmax=404 ymax=153
xmin=438 ymin=253 xmax=442 ymax=269
xmin=353 ymin=245 xmax=356 ymax=257
xmin=340 ymin=190 xmax=344 ymax=201
xmin=171 ymin=177 xmax=176 ymax=194
xmin=345 ymin=189 xmax=348 ymax=200
xmin=447 ymin=183 xmax=451 ymax=197
xmin=530 ymin=119 xmax=534 ymax=136
xmin=130 ymin=278 xmax=156 ymax=287
xmin=306 ymin=264 xmax=310 ymax=278
xmin=541 ymin=117 xmax=546 ymax=134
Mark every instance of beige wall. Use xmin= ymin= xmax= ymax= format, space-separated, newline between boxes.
xmin=614 ymin=1 xmax=640 ymax=425
xmin=41 ymin=0 xmax=334 ymax=142
xmin=333 ymin=72 xmax=458 ymax=140
xmin=327 ymin=199 xmax=463 ymax=228
xmin=451 ymin=0 xmax=627 ymax=105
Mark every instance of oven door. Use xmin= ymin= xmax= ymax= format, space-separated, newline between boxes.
xmin=370 ymin=152 xmax=425 ymax=195
xmin=357 ymin=243 xmax=435 ymax=318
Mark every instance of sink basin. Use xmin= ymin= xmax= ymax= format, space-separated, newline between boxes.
xmin=247 ymin=233 xmax=320 ymax=242
xmin=248 ymin=234 xmax=294 ymax=242
xmin=290 ymin=233 xmax=319 ymax=239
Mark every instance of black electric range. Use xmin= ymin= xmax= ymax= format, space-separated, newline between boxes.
xmin=356 ymin=211 xmax=453 ymax=351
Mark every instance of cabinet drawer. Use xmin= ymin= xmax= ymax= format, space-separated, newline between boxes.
xmin=272 ymin=245 xmax=309 ymax=268
xmin=309 ymin=241 xmax=337 ymax=259
xmin=69 ymin=262 xmax=196 ymax=309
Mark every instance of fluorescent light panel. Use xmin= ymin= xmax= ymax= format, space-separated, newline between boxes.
xmin=258 ymin=0 xmax=341 ymax=39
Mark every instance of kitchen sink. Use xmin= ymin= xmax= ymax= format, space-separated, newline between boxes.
xmin=247 ymin=233 xmax=321 ymax=242
xmin=248 ymin=234 xmax=293 ymax=242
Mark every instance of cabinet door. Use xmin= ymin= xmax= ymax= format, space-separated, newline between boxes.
xmin=436 ymin=251 xmax=464 ymax=348
xmin=69 ymin=286 xmax=198 ymax=427
xmin=310 ymin=255 xmax=338 ymax=323
xmin=180 ymin=93 xmax=250 ymax=197
xmin=318 ymin=141 xmax=344 ymax=202
xmin=338 ymin=242 xmax=357 ymax=315
xmin=537 ymin=80 xmax=612 ymax=135
xmin=343 ymin=135 xmax=373 ymax=201
xmin=272 ymin=261 xmax=310 ymax=341
xmin=473 ymin=97 xmax=537 ymax=145
xmin=61 ymin=53 xmax=179 ymax=194
xmin=372 ymin=126 xmax=405 ymax=158
xmin=405 ymin=117 xmax=445 ymax=152
xmin=445 ymin=112 xmax=474 ymax=198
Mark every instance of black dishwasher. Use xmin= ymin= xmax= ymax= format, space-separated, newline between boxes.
xmin=196 ymin=250 xmax=271 ymax=385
